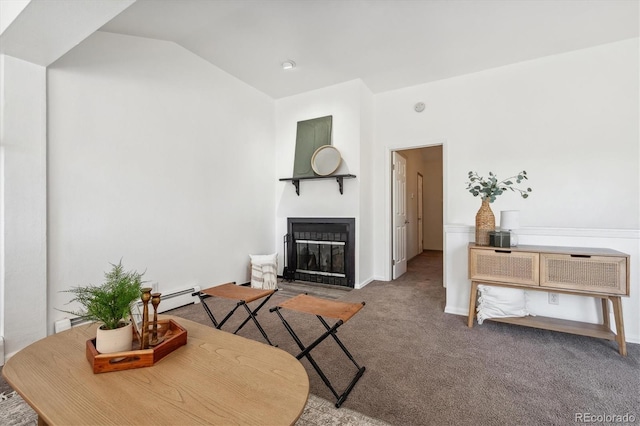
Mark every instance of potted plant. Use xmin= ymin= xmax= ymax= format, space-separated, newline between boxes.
xmin=61 ymin=260 xmax=145 ymax=353
xmin=466 ymin=170 xmax=532 ymax=245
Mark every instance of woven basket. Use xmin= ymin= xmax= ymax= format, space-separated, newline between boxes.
xmin=475 ymin=199 xmax=495 ymax=246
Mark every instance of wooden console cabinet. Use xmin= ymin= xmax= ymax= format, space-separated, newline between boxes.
xmin=467 ymin=243 xmax=630 ymax=356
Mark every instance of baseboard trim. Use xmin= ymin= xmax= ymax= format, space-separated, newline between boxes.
xmin=444 ymin=306 xmax=468 ymax=316
xmin=357 ymin=277 xmax=375 ymax=289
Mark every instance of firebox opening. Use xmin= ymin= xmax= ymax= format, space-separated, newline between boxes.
xmin=287 ymin=218 xmax=355 ymax=288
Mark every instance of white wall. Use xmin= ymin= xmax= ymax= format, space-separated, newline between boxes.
xmin=358 ymin=83 xmax=375 ymax=285
xmin=47 ymin=32 xmax=276 ymax=332
xmin=0 ymin=54 xmax=48 ymax=360
xmin=374 ymin=38 xmax=639 ymax=280
xmin=274 ymin=79 xmax=372 ymax=287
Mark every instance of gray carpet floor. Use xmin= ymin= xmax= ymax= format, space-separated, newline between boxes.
xmin=170 ymin=250 xmax=639 ymax=426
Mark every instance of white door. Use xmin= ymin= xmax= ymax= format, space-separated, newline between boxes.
xmin=418 ymin=173 xmax=423 ymax=253
xmin=392 ymin=152 xmax=407 ymax=279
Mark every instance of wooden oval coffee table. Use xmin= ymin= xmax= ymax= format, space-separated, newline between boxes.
xmin=2 ymin=316 xmax=309 ymax=425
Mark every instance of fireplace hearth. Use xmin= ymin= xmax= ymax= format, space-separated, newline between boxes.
xmin=286 ymin=218 xmax=355 ymax=288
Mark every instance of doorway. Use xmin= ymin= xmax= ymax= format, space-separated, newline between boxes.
xmin=391 ymin=145 xmax=443 ymax=280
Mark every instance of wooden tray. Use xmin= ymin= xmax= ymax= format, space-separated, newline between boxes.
xmin=85 ymin=319 xmax=187 ymax=373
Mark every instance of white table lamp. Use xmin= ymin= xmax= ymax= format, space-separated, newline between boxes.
xmin=500 ymin=210 xmax=520 ymax=246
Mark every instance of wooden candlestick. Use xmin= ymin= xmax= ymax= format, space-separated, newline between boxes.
xmin=149 ymin=293 xmax=164 ymax=346
xmin=140 ymin=288 xmax=152 ymax=349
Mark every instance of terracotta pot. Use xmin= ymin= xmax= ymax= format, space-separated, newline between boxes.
xmin=96 ymin=322 xmax=132 ymax=353
xmin=475 ymin=199 xmax=495 ymax=246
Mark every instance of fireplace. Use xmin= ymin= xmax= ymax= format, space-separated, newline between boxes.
xmin=286 ymin=218 xmax=355 ymax=288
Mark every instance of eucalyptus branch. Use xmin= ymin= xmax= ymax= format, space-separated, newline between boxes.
xmin=466 ymin=170 xmax=532 ymax=203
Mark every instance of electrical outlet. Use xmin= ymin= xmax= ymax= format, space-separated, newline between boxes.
xmin=548 ymin=293 xmax=559 ymax=305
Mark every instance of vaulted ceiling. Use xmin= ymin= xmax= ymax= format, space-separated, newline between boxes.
xmin=2 ymin=0 xmax=638 ymax=99
xmin=99 ymin=0 xmax=639 ymax=98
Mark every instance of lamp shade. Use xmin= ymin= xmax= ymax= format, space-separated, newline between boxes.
xmin=500 ymin=210 xmax=520 ymax=230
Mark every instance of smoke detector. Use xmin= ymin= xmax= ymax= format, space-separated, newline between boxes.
xmin=282 ymin=60 xmax=296 ymax=70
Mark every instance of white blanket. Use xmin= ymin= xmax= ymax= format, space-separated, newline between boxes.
xmin=249 ymin=253 xmax=278 ymax=289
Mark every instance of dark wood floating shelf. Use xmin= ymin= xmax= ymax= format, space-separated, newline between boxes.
xmin=280 ymin=174 xmax=356 ymax=195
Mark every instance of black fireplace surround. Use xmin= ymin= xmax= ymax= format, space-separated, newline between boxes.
xmin=286 ymin=218 xmax=355 ymax=288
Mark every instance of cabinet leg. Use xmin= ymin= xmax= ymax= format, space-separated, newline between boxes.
xmin=468 ymin=281 xmax=479 ymax=328
xmin=610 ymin=296 xmax=626 ymax=357
xmin=601 ymin=298 xmax=610 ymax=330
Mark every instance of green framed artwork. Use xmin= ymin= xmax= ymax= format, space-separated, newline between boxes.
xmin=293 ymin=115 xmax=332 ymax=178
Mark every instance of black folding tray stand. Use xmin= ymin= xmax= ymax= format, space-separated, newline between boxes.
xmin=270 ymin=294 xmax=366 ymax=408
xmin=195 ymin=282 xmax=276 ymax=346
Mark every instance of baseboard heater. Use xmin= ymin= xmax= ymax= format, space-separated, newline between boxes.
xmin=54 ymin=285 xmax=201 ymax=334
xmin=154 ymin=285 xmax=201 ymax=313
